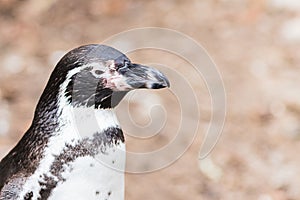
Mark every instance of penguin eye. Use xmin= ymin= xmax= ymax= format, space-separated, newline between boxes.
xmin=94 ymin=70 xmax=104 ymax=75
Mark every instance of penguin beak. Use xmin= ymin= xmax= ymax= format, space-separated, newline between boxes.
xmin=119 ymin=63 xmax=170 ymax=89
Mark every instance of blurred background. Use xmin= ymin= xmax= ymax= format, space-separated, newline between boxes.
xmin=0 ymin=0 xmax=300 ymax=199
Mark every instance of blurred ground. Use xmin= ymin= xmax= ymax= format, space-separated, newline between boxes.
xmin=1 ymin=0 xmax=300 ymax=199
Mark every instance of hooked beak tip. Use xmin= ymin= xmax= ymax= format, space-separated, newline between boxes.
xmin=150 ymin=77 xmax=170 ymax=89
xmin=151 ymin=69 xmax=170 ymax=89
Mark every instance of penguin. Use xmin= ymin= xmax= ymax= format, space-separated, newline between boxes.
xmin=0 ymin=44 xmax=169 ymax=200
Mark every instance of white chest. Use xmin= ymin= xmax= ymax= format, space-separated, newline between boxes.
xmin=18 ymin=107 xmax=125 ymax=200
xmin=49 ymin=143 xmax=125 ymax=200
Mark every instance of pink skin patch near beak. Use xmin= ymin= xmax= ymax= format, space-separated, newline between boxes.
xmin=102 ymin=69 xmax=132 ymax=91
xmin=106 ymin=75 xmax=132 ymax=91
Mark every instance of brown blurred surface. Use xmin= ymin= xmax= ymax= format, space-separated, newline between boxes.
xmin=1 ymin=0 xmax=300 ymax=199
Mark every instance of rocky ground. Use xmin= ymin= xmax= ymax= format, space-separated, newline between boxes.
xmin=1 ymin=0 xmax=300 ymax=199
